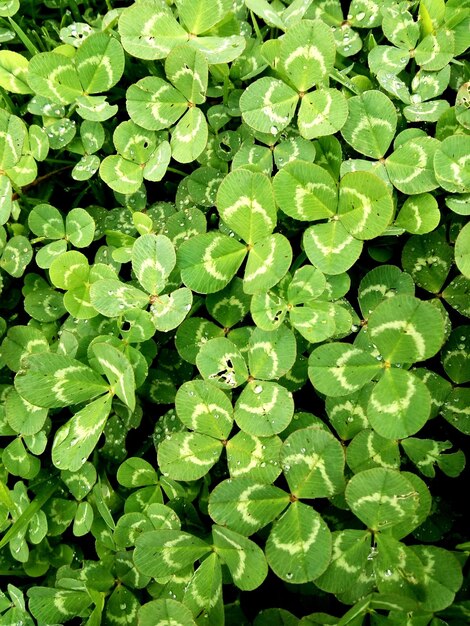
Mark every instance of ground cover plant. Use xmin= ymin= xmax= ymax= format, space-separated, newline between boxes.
xmin=0 ymin=0 xmax=469 ymax=623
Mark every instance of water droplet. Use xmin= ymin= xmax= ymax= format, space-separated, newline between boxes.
xmin=286 ymin=572 xmax=293 ymax=579
xmin=384 ymin=569 xmax=392 ymax=577
xmin=254 ymin=385 xmax=263 ymax=394
xmin=270 ymin=126 xmax=278 ymax=135
xmin=356 ymin=11 xmax=366 ymax=21
xmin=367 ymin=546 xmax=378 ymax=561
xmin=120 ymin=603 xmax=127 ymax=610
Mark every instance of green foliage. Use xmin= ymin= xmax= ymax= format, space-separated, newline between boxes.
xmin=0 ymin=0 xmax=468 ymax=624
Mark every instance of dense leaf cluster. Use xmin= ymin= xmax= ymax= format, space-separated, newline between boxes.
xmin=0 ymin=0 xmax=469 ymax=624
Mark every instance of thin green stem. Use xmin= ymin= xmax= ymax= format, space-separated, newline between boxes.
xmin=168 ymin=166 xmax=188 ymax=177
xmin=0 ymin=87 xmax=16 ymax=114
xmin=250 ymin=10 xmax=262 ymax=41
xmin=67 ymin=0 xmax=82 ymax=22
xmin=7 ymin=17 xmax=39 ymax=55
xmin=0 ymin=480 xmax=57 ymax=551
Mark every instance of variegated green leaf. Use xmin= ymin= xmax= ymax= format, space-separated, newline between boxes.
xmin=341 ymin=90 xmax=397 ymax=159
xmin=183 ymin=553 xmax=223 ymax=622
xmin=308 ymin=343 xmax=381 ymax=397
xmin=345 ymin=468 xmax=419 ymax=531
xmin=434 ymin=135 xmax=470 ymax=193
xmin=357 ymin=265 xmax=415 ymax=318
xmin=134 ymin=529 xmax=210 ymax=577
xmin=381 ymin=5 xmax=419 ymax=49
xmin=175 ymin=0 xmax=232 ymax=34
xmin=91 ymin=342 xmax=136 ymax=411
xmin=212 ymin=525 xmax=268 ymax=590
xmin=290 ymin=301 xmax=337 ymax=343
xmin=385 ymin=136 xmax=440 ymax=194
xmin=245 ymin=0 xmax=286 ymax=29
xmin=51 ymin=393 xmax=112 ymax=471
xmin=273 ymin=160 xmax=337 ymax=221
xmin=27 ymin=53 xmax=82 ymax=104
xmin=338 ymin=171 xmax=394 ymax=240
xmin=0 ymin=236 xmax=33 ymax=278
xmin=126 ymin=76 xmax=187 ymax=131
xmin=368 ymin=295 xmax=446 ymax=363
xmin=205 ymin=277 xmax=251 ymax=328
xmin=0 ymin=175 xmax=12 ymax=225
xmin=367 ymin=369 xmax=432 ymax=439
xmin=99 ymin=155 xmax=143 ymax=194
xmin=0 ymin=109 xmax=26 ymax=169
xmin=217 ymin=169 xmax=276 ymax=244
xmin=414 ymin=29 xmax=454 ymax=71
xmin=401 ymin=230 xmax=453 ymax=294
xmin=298 ymin=88 xmax=348 ymax=139
xmin=132 ymin=233 xmax=176 ymax=295
xmin=266 ymin=501 xmax=332 ymax=583
xmin=28 ymin=589 xmax=93 ymax=624
xmin=234 ymin=381 xmax=294 ymax=436
xmin=118 ymin=1 xmax=187 ymax=60
xmin=303 ymin=222 xmax=363 ymax=275
xmin=279 ymin=19 xmax=336 ymax=91
xmin=15 ymin=353 xmax=108 ymax=408
xmin=139 ymin=599 xmax=197 ymax=626
xmin=347 ymin=429 xmax=400 ymax=473
xmin=157 ymin=431 xmax=223 ymax=480
xmin=165 ymin=44 xmax=208 ymax=104
xmin=368 ymin=46 xmax=410 ymax=76
xmin=171 ymin=107 xmax=208 ymax=163
xmin=197 ymin=336 xmax=249 ymax=389
xmin=441 ymin=388 xmax=470 ymax=435
xmin=175 ymin=379 xmax=233 ymax=439
xmin=411 ymin=545 xmax=463 ymax=612
xmin=143 ymin=141 xmax=171 ymax=182
xmin=208 ymin=478 xmax=289 ymax=536
xmin=281 ymin=427 xmax=345 ymax=498
xmin=227 ymin=431 xmax=283 ymax=483
xmin=75 ymin=32 xmax=125 ymax=93
xmin=315 ymin=530 xmax=373 ymax=595
xmin=441 ymin=326 xmax=470 ymax=384
xmin=248 ymin=325 xmax=296 ymax=380
xmin=239 ymin=76 xmax=298 ymax=134
xmin=178 ymin=232 xmax=247 ymax=294
xmin=395 ymin=193 xmax=440 ymax=234
xmin=188 ymin=35 xmax=246 ymax=64
xmin=244 ymin=234 xmax=292 ymax=294
xmin=90 ymin=279 xmax=149 ymax=317
xmin=0 ymin=50 xmax=31 ymax=94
